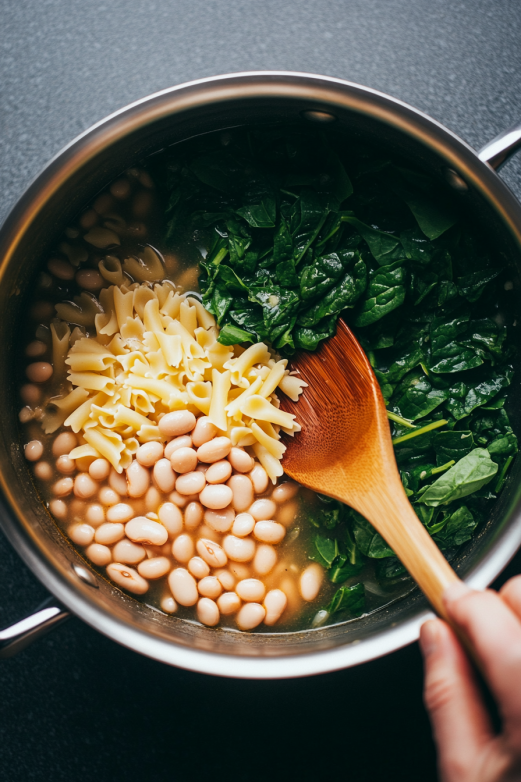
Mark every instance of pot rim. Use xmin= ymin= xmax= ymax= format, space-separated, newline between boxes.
xmin=1 ymin=70 xmax=521 ymax=678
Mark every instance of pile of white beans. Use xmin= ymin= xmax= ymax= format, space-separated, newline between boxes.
xmin=24 ymin=409 xmax=325 ymax=630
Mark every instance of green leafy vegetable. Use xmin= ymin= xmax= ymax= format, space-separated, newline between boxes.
xmin=327 ymin=583 xmax=365 ymax=616
xmin=419 ymin=448 xmax=498 ymax=507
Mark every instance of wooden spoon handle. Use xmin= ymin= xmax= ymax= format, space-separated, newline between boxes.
xmin=355 ymin=486 xmax=460 ymax=621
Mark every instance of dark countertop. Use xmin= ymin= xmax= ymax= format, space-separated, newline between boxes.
xmin=1 ymin=1 xmax=520 ymax=779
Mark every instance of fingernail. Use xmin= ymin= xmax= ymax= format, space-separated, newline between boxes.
xmin=443 ymin=580 xmax=471 ymax=608
xmin=419 ymin=620 xmax=440 ymax=658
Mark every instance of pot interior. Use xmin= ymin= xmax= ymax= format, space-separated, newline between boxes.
xmin=1 ymin=75 xmax=520 ymax=672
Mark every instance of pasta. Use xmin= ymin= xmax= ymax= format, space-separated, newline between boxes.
xmin=43 ymin=281 xmax=305 ymax=480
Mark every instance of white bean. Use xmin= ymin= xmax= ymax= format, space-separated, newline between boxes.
xmin=53 ymin=477 xmax=73 ymax=497
xmin=249 ymin=463 xmax=269 ymax=494
xmin=158 ymin=502 xmax=183 ymax=537
xmin=254 ymin=520 xmax=286 ymax=544
xmin=25 ymin=340 xmax=47 ymax=357
xmin=198 ymin=524 xmax=220 ymax=543
xmin=168 ymin=568 xmax=198 ymax=606
xmin=112 ymin=539 xmax=146 ymax=564
xmin=228 ymin=447 xmax=254 ymax=473
xmin=277 ymin=500 xmax=299 ymax=527
xmin=49 ymin=499 xmax=67 ymax=519
xmin=137 ymin=556 xmax=170 ymax=579
xmin=196 ymin=436 xmax=232 ymax=464
xmin=169 ymin=446 xmax=197 ymax=474
xmin=184 ymin=501 xmax=204 ymax=530
xmin=24 ymin=440 xmax=43 ymax=462
xmin=136 ymin=441 xmax=164 ymax=467
xmin=106 ymin=503 xmax=134 ymax=523
xmin=158 ymin=410 xmax=196 ymax=438
xmin=126 ymin=517 xmax=168 ymax=546
xmin=228 ymin=474 xmax=254 ymax=512
xmin=236 ymin=579 xmax=266 ymax=602
xmin=217 ymin=592 xmax=241 ymax=615
xmin=126 ymin=461 xmax=150 ymax=498
xmin=160 ymin=595 xmax=178 ymax=614
xmin=86 ymin=503 xmax=105 ymax=526
xmin=197 ymin=597 xmax=220 ymax=627
xmin=52 ymin=432 xmax=78 ymax=457
xmin=26 ymin=361 xmax=53 ymax=383
xmin=229 ymin=562 xmax=250 ymax=581
xmin=253 ymin=544 xmax=277 ymax=576
xmin=171 ymin=533 xmax=194 ymax=563
xmin=164 ymin=435 xmax=192 ymax=459
xmin=272 ymin=481 xmax=299 ymax=503
xmin=223 ymin=535 xmax=255 ymax=563
xmin=169 ymin=490 xmax=193 ymax=508
xmin=214 ymin=569 xmax=235 ymax=591
xmin=204 ymin=506 xmax=234 ymax=533
xmin=196 ymin=538 xmax=227 ymax=568
xmin=35 ymin=462 xmax=53 ymax=481
xmin=20 ymin=383 xmax=41 ymax=406
xmin=231 ymin=512 xmax=255 ymax=537
xmin=205 ymin=460 xmax=232 ymax=484
xmin=299 ymin=563 xmax=324 ymax=601
xmin=73 ymin=473 xmax=98 ymax=499
xmin=192 ymin=416 xmax=218 ymax=447
xmin=95 ymin=522 xmax=125 ymax=545
xmin=198 ymin=576 xmax=222 ymax=599
xmin=107 ymin=563 xmax=149 ymax=594
xmin=236 ymin=603 xmax=266 ymax=630
xmin=187 ymin=557 xmax=209 ymax=580
xmin=56 ymin=455 xmax=76 ymax=474
xmin=76 ymin=269 xmax=103 ymax=291
xmin=68 ymin=523 xmax=95 ymax=546
xmin=175 ymin=471 xmax=205 ymax=496
xmin=153 ymin=458 xmax=176 ymax=493
xmin=48 ymin=258 xmax=75 ymax=280
xmin=145 ymin=486 xmax=162 ymax=512
xmin=199 ymin=484 xmax=233 ymax=510
xmin=99 ymin=486 xmax=120 ymax=506
xmin=263 ymin=589 xmax=288 ymax=626
xmin=85 ymin=543 xmax=112 ymax=566
xmin=249 ymin=499 xmax=277 ymax=521
xmin=109 ymin=468 xmax=128 ymax=496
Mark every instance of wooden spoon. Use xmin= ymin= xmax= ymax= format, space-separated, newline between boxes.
xmin=279 ymin=318 xmax=461 ymax=621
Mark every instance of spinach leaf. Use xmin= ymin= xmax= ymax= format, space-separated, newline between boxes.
xmin=298 ymin=256 xmax=367 ymax=327
xmin=420 ymin=448 xmax=498 ymax=507
xmin=309 ymin=535 xmax=339 ymax=568
xmin=352 ymin=512 xmax=394 ymax=558
xmin=353 ymin=261 xmax=406 ymax=327
xmin=390 ymin=370 xmax=448 ymax=421
xmin=342 ymin=216 xmax=403 ymax=265
xmin=446 ymin=370 xmax=513 ymax=420
xmin=327 ymin=583 xmax=365 ymax=616
xmin=433 ymin=430 xmax=475 ymax=465
xmin=217 ymin=323 xmax=256 ymax=345
xmin=237 ymin=198 xmax=276 ymax=228
xmin=433 ymin=506 xmax=478 ymax=548
xmin=294 ymin=315 xmax=337 ymax=351
xmin=299 ymin=252 xmax=351 ymax=303
xmin=402 ymin=192 xmax=457 ymax=240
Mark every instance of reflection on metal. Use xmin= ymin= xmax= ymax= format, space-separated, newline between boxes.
xmin=479 ymin=121 xmax=521 ymax=171
xmin=0 ymin=73 xmax=520 ymax=678
xmin=301 ymin=109 xmax=337 ymax=123
xmin=0 ymin=596 xmax=69 ymax=658
xmin=72 ymin=563 xmax=99 ymax=588
xmin=443 ymin=167 xmax=469 ymax=192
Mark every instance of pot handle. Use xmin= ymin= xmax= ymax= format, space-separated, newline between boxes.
xmin=0 ymin=596 xmax=70 ymax=659
xmin=479 ymin=120 xmax=521 ymax=171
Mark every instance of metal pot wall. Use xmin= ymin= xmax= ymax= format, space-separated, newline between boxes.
xmin=1 ymin=72 xmax=520 ymax=678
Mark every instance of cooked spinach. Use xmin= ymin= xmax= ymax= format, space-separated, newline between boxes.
xmin=161 ymin=125 xmax=518 ymax=612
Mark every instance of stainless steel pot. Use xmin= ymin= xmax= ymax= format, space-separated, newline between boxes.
xmin=1 ymin=72 xmax=520 ymax=677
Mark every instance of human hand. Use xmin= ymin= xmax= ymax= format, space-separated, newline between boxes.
xmin=420 ymin=577 xmax=521 ymax=782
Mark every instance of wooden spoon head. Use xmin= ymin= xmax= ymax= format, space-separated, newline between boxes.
xmin=280 ymin=319 xmax=396 ymax=508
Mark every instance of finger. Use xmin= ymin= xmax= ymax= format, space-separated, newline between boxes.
xmin=500 ymin=575 xmax=521 ymax=622
xmin=420 ymin=619 xmax=493 ymax=781
xmin=444 ymin=582 xmax=521 ymax=734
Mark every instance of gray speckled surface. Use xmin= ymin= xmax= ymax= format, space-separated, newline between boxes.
xmin=1 ymin=1 xmax=520 ymax=780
